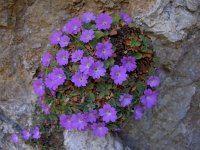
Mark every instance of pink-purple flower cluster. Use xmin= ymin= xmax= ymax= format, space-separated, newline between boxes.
xmin=62 ymin=17 xmax=82 ymax=34
xmin=147 ymin=76 xmax=160 ymax=87
xmin=56 ymin=49 xmax=69 ymax=65
xmin=45 ymin=68 xmax=66 ymax=91
xmin=95 ymin=41 xmax=113 ymax=60
xmin=119 ymin=93 xmax=133 ymax=107
xmin=110 ymin=56 xmax=137 ymax=85
xmin=110 ymin=65 xmax=127 ymax=85
xmin=95 ymin=13 xmax=112 ymax=30
xmin=31 ymin=11 xmax=160 ymax=140
xmin=60 ymin=104 xmax=117 ymax=137
xmin=80 ymin=29 xmax=95 ymax=43
xmin=71 ymin=56 xmax=107 ymax=86
xmin=82 ymin=12 xmax=96 ymax=23
xmin=119 ymin=12 xmax=133 ymax=24
xmin=11 ymin=127 xmax=41 ymax=144
xmin=71 ymin=50 xmax=84 ymax=62
xmin=41 ymin=51 xmax=52 ymax=67
xmin=141 ymin=89 xmax=158 ymax=108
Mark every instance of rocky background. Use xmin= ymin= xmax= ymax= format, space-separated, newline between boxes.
xmin=0 ymin=0 xmax=199 ymax=150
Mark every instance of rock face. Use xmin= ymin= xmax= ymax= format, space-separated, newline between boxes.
xmin=63 ymin=131 xmax=124 ymax=150
xmin=0 ymin=0 xmax=199 ymax=150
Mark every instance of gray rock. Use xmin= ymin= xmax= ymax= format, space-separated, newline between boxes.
xmin=141 ymin=3 xmax=197 ymax=42
xmin=0 ymin=0 xmax=200 ymax=149
xmin=186 ymin=0 xmax=200 ymax=11
xmin=63 ymin=131 xmax=124 ymax=150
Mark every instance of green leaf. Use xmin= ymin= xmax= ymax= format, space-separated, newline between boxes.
xmin=96 ymin=83 xmax=112 ymax=99
xmin=112 ymin=15 xmax=121 ymax=24
xmin=82 ymin=22 xmax=96 ymax=30
xmin=83 ymin=103 xmax=96 ymax=112
xmin=148 ymin=67 xmax=156 ymax=76
xmin=77 ymin=42 xmax=85 ymax=49
xmin=109 ymin=98 xmax=117 ymax=107
xmin=136 ymin=81 xmax=146 ymax=95
xmin=95 ymin=31 xmax=104 ymax=39
xmin=98 ymin=92 xmax=106 ymax=99
xmin=140 ymin=35 xmax=150 ymax=51
xmin=86 ymin=83 xmax=94 ymax=90
xmin=69 ymin=90 xmax=80 ymax=97
xmin=133 ymin=52 xmax=143 ymax=59
xmin=104 ymin=58 xmax=115 ymax=69
xmin=89 ymin=38 xmax=98 ymax=49
xmin=64 ymin=68 xmax=71 ymax=80
xmin=85 ymin=93 xmax=95 ymax=102
xmin=87 ymin=103 xmax=96 ymax=109
xmin=72 ymin=63 xmax=79 ymax=72
xmin=104 ymin=30 xmax=110 ymax=36
xmin=131 ymin=40 xmax=141 ymax=47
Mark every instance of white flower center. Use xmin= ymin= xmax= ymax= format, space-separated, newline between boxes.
xmin=74 ymin=26 xmax=78 ymax=30
xmin=146 ymin=96 xmax=151 ymax=100
xmin=63 ymin=56 xmax=67 ymax=60
xmin=58 ymin=74 xmax=62 ymax=78
xmin=116 ymin=73 xmax=120 ymax=77
xmin=95 ymin=68 xmax=99 ymax=72
xmin=87 ymin=64 xmax=90 ymax=68
xmin=87 ymin=35 xmax=91 ymax=39
xmin=57 ymin=37 xmax=60 ymax=41
xmin=103 ymin=21 xmax=107 ymax=25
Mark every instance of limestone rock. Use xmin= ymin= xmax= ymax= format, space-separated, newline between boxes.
xmin=0 ymin=0 xmax=200 ymax=150
xmin=186 ymin=0 xmax=200 ymax=11
xmin=63 ymin=131 xmax=124 ymax=150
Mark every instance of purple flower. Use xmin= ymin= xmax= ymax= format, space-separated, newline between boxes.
xmin=62 ymin=17 xmax=82 ymax=34
xmin=79 ymin=56 xmax=94 ymax=75
xmin=134 ymin=105 xmax=144 ymax=120
xmin=119 ymin=12 xmax=133 ymax=24
xmin=99 ymin=104 xmax=117 ymax=123
xmin=89 ymin=61 xmax=106 ymax=79
xmin=146 ymin=76 xmax=160 ymax=87
xmin=121 ymin=56 xmax=137 ymax=72
xmin=41 ymin=103 xmax=50 ymax=114
xmin=95 ymin=13 xmax=112 ymax=30
xmin=71 ymin=113 xmax=87 ymax=131
xmin=59 ymin=35 xmax=70 ymax=47
xmin=41 ymin=52 xmax=52 ymax=67
xmin=56 ymin=49 xmax=69 ymax=65
xmin=53 ymin=68 xmax=66 ymax=85
xmin=62 ymin=22 xmax=71 ymax=34
xmin=141 ymin=89 xmax=158 ymax=108
xmin=82 ymin=12 xmax=96 ymax=23
xmin=71 ymin=71 xmax=88 ymax=87
xmin=11 ymin=133 xmax=19 ymax=144
xmin=71 ymin=50 xmax=84 ymax=62
xmin=85 ymin=109 xmax=98 ymax=123
xmin=45 ymin=73 xmax=58 ymax=90
xmin=119 ymin=93 xmax=133 ymax=107
xmin=60 ymin=114 xmax=74 ymax=130
xmin=91 ymin=122 xmax=108 ymax=137
xmin=32 ymin=127 xmax=41 ymax=139
xmin=95 ymin=41 xmax=113 ymax=60
xmin=33 ymin=79 xmax=45 ymax=96
xmin=21 ymin=130 xmax=31 ymax=140
xmin=110 ymin=65 xmax=128 ymax=85
xmin=80 ymin=29 xmax=95 ymax=43
xmin=45 ymin=68 xmax=66 ymax=90
xmin=50 ymin=31 xmax=62 ymax=45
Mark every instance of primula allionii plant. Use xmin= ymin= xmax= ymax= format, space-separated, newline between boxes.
xmin=11 ymin=11 xmax=160 ymax=147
